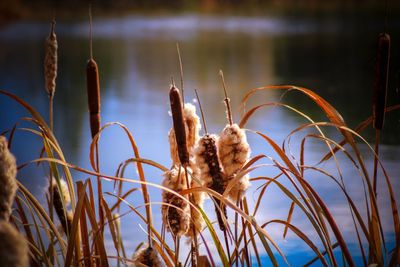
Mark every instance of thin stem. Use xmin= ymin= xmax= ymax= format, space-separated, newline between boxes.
xmin=175 ymin=236 xmax=181 ymax=267
xmin=219 ymin=69 xmax=233 ymax=125
xmin=194 ymin=89 xmax=208 ymax=134
xmin=49 ymin=95 xmax=54 ymax=132
xmin=176 ymin=43 xmax=185 ymax=102
xmin=240 ymin=200 xmax=251 ymax=266
xmin=183 ymin=166 xmax=199 ymax=265
xmin=95 ymin=142 xmax=105 ymax=236
xmin=384 ymin=0 xmax=390 ymax=33
xmin=223 ymin=228 xmax=231 ymax=265
xmin=89 ymin=5 xmax=93 ymax=60
xmin=373 ymin=130 xmax=381 ymax=195
xmin=235 ymin=197 xmax=240 ymax=267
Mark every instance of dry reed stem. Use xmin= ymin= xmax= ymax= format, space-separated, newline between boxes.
xmin=162 ymin=166 xmax=191 ymax=237
xmin=0 ymin=136 xmax=17 ymax=221
xmin=132 ymin=244 xmax=162 ymax=267
xmin=373 ymin=33 xmax=390 ymax=130
xmin=0 ymin=221 xmax=29 ymax=267
xmin=169 ymin=86 xmax=189 ymax=166
xmin=194 ymin=134 xmax=227 ymax=231
xmin=218 ymin=124 xmax=251 ymax=202
xmin=44 ymin=20 xmax=57 ymax=98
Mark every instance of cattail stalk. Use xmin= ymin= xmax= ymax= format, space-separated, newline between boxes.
xmin=44 ymin=20 xmax=57 ymax=131
xmin=218 ymin=124 xmax=251 ymax=202
xmin=194 ymin=90 xmax=227 ymax=231
xmin=0 ymin=136 xmax=17 ymax=221
xmin=86 ymin=7 xmax=104 ymax=239
xmin=0 ymin=221 xmax=29 ymax=267
xmin=372 ymin=33 xmax=390 ymax=194
xmin=218 ymin=71 xmax=251 ymax=202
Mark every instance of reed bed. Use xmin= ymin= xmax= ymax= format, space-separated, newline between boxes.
xmin=0 ymin=16 xmax=399 ymax=267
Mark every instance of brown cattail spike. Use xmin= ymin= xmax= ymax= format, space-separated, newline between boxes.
xmin=169 ymin=86 xmax=189 ymax=166
xmin=161 ymin=166 xmax=191 ymax=237
xmin=0 ymin=136 xmax=17 ymax=221
xmin=373 ymin=33 xmax=390 ymax=130
xmin=86 ymin=59 xmax=101 ymax=138
xmin=0 ymin=221 xmax=29 ymax=267
xmin=195 ymin=135 xmax=227 ymax=231
xmin=44 ymin=20 xmax=58 ymax=98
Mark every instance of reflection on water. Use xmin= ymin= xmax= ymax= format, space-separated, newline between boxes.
xmin=0 ymin=15 xmax=399 ymax=265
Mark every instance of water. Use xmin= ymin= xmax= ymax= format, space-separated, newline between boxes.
xmin=0 ymin=14 xmax=399 ymax=266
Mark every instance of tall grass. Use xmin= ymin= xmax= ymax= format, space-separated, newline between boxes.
xmin=0 ymin=17 xmax=399 ymax=267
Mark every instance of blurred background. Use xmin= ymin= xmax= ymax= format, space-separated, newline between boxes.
xmin=0 ymin=1 xmax=399 ymax=265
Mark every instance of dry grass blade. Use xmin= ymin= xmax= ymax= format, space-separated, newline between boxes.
xmin=77 ymin=182 xmax=92 ymax=267
xmin=283 ymin=201 xmax=295 ymax=239
xmin=198 ymin=207 xmax=229 ymax=267
xmin=89 ymin=122 xmax=154 ymax=245
xmin=263 ymin=219 xmax=329 ymax=267
xmin=0 ymin=90 xmax=77 ymax=206
xmin=17 ymin=181 xmax=67 ymax=256
xmin=65 ymin=181 xmax=88 ymax=267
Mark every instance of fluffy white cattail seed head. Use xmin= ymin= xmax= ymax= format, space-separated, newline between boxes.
xmin=183 ymin=103 xmax=201 ymax=153
xmin=0 ymin=221 xmax=29 ymax=267
xmin=44 ymin=21 xmax=58 ymax=97
xmin=218 ymin=124 xmax=250 ymax=177
xmin=0 ymin=136 xmax=17 ymax=221
xmin=132 ymin=244 xmax=162 ymax=267
xmin=161 ymin=166 xmax=191 ymax=237
xmin=217 ymin=124 xmax=251 ymax=201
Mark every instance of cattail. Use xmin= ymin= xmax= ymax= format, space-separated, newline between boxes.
xmin=161 ymin=166 xmax=191 ymax=237
xmin=194 ymin=134 xmax=227 ymax=231
xmin=218 ymin=70 xmax=251 ymax=202
xmin=86 ymin=58 xmax=101 ymax=138
xmin=44 ymin=20 xmax=57 ymax=98
xmin=169 ymin=86 xmax=189 ymax=166
xmin=0 ymin=220 xmax=29 ymax=267
xmin=169 ymin=103 xmax=202 ymax=164
xmin=373 ymin=33 xmax=390 ymax=130
xmin=132 ymin=244 xmax=161 ymax=267
xmin=0 ymin=136 xmax=17 ymax=221
xmin=50 ymin=179 xmax=72 ymax=235
xmin=218 ymin=124 xmax=251 ymax=202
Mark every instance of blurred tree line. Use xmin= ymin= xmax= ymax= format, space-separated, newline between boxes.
xmin=1 ymin=0 xmax=398 ymax=24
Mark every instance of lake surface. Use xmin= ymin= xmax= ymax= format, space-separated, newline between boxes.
xmin=0 ymin=14 xmax=399 ymax=266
